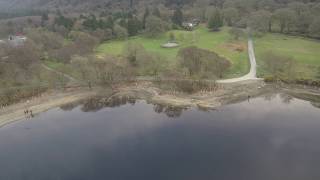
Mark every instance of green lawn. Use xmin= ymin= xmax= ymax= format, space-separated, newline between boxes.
xmin=254 ymin=33 xmax=320 ymax=79
xmin=96 ymin=26 xmax=249 ymax=78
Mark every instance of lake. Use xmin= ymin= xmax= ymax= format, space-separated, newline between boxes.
xmin=0 ymin=93 xmax=320 ymax=180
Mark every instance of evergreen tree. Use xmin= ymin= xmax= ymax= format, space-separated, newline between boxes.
xmin=41 ymin=13 xmax=49 ymax=22
xmin=317 ymin=66 xmax=320 ymax=80
xmin=127 ymin=11 xmax=133 ymax=19
xmin=104 ymin=16 xmax=114 ymax=29
xmin=41 ymin=12 xmax=49 ymax=27
xmin=82 ymin=14 xmax=99 ymax=30
xmin=169 ymin=32 xmax=176 ymax=42
xmin=309 ymin=18 xmax=320 ymax=38
xmin=145 ymin=16 xmax=168 ymax=37
xmin=142 ymin=7 xmax=150 ymax=29
xmin=172 ymin=8 xmax=183 ymax=26
xmin=130 ymin=0 xmax=133 ymax=8
xmin=54 ymin=15 xmax=74 ymax=30
xmin=127 ymin=17 xmax=142 ymax=36
xmin=152 ymin=7 xmax=161 ymax=17
xmin=208 ymin=10 xmax=223 ymax=31
xmin=119 ymin=18 xmax=127 ymax=28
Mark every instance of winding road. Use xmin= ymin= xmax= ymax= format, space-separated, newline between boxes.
xmin=217 ymin=38 xmax=261 ymax=83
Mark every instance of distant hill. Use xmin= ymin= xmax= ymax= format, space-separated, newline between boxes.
xmin=0 ymin=0 xmax=193 ymax=13
xmin=0 ymin=0 xmax=120 ymax=12
xmin=0 ymin=0 xmax=156 ymax=12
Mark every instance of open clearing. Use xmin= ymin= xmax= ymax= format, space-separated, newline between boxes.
xmin=96 ymin=26 xmax=249 ymax=78
xmin=254 ymin=33 xmax=320 ymax=79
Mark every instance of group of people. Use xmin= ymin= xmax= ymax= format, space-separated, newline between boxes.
xmin=24 ymin=109 xmax=34 ymax=118
xmin=0 ymin=103 xmax=9 ymax=109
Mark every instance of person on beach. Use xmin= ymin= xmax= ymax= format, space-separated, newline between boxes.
xmin=30 ymin=110 xmax=34 ymax=118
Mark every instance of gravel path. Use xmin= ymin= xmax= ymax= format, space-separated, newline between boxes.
xmin=217 ymin=38 xmax=261 ymax=83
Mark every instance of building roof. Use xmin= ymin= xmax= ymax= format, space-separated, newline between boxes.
xmin=7 ymin=35 xmax=27 ymax=47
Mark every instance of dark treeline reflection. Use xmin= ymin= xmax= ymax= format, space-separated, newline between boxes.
xmin=153 ymin=104 xmax=187 ymax=118
xmin=81 ymin=96 xmax=136 ymax=112
xmin=312 ymin=102 xmax=320 ymax=108
xmin=60 ymin=96 xmax=189 ymax=118
xmin=59 ymin=92 xmax=320 ymax=117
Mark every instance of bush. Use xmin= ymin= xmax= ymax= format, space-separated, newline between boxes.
xmin=263 ymin=76 xmax=276 ymax=82
xmin=114 ymin=25 xmax=128 ymax=39
xmin=264 ymin=76 xmax=320 ymax=87
xmin=178 ymin=46 xmax=230 ymax=78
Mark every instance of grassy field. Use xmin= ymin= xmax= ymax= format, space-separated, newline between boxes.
xmin=254 ymin=33 xmax=320 ymax=79
xmin=96 ymin=25 xmax=249 ymax=78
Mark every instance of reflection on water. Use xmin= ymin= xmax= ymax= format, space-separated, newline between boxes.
xmin=61 ymin=92 xmax=320 ymax=118
xmin=312 ymin=102 xmax=320 ymax=108
xmin=60 ymin=95 xmax=188 ymax=118
xmin=0 ymin=93 xmax=320 ymax=180
xmin=81 ymin=96 xmax=136 ymax=112
xmin=153 ymin=104 xmax=186 ymax=118
xmin=262 ymin=92 xmax=320 ymax=109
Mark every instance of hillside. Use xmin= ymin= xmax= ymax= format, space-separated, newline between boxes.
xmin=0 ymin=0 xmax=198 ymax=13
xmin=0 ymin=0 xmax=161 ymax=12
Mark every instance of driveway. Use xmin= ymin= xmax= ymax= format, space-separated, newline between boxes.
xmin=217 ymin=38 xmax=261 ymax=83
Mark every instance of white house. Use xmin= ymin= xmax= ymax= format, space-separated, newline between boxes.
xmin=182 ymin=19 xmax=201 ymax=31
xmin=182 ymin=22 xmax=194 ymax=31
xmin=8 ymin=34 xmax=27 ymax=47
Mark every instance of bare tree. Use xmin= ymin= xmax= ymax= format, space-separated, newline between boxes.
xmin=261 ymin=51 xmax=297 ymax=80
xmin=178 ymin=46 xmax=230 ymax=78
xmin=145 ymin=16 xmax=169 ymax=37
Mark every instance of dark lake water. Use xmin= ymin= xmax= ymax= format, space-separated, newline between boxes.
xmin=1 ymin=94 xmax=320 ymax=180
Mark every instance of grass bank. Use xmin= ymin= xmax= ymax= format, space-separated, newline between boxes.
xmin=254 ymin=33 xmax=320 ymax=79
xmin=96 ymin=26 xmax=249 ymax=78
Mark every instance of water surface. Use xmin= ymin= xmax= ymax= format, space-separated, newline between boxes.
xmin=0 ymin=94 xmax=320 ymax=180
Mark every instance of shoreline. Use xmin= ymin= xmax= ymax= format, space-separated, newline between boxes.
xmin=1 ymin=80 xmax=319 ymax=128
xmin=0 ymin=80 xmax=264 ymax=127
xmin=0 ymin=88 xmax=99 ymax=128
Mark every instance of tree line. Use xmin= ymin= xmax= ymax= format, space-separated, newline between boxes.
xmin=1 ymin=0 xmax=320 ymax=90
